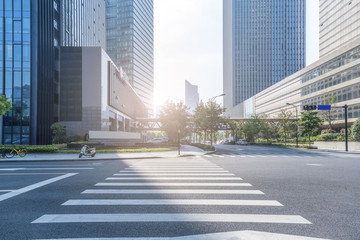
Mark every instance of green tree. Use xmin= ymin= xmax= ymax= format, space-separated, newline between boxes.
xmin=0 ymin=95 xmax=12 ymax=115
xmin=260 ymin=116 xmax=277 ymax=143
xmin=192 ymin=101 xmax=207 ymax=143
xmin=350 ymin=117 xmax=360 ymax=141
xmin=159 ymin=101 xmax=190 ymax=142
xmin=277 ymin=109 xmax=296 ymax=144
xmin=243 ymin=115 xmax=262 ymax=143
xmin=204 ymin=100 xmax=225 ymax=144
xmin=192 ymin=100 xmax=225 ymax=144
xmin=319 ymin=94 xmax=337 ymax=130
xmin=51 ymin=122 xmax=67 ymax=144
xmin=298 ymin=110 xmax=323 ymax=146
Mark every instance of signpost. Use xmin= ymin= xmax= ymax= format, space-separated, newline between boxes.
xmin=317 ymin=105 xmax=331 ymax=110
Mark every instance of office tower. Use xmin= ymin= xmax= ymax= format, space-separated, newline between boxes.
xmin=185 ymin=80 xmax=199 ymax=113
xmin=223 ymin=0 xmax=305 ymax=117
xmin=0 ymin=0 xmax=60 ymax=144
xmin=60 ymin=0 xmax=106 ymax=49
xmin=0 ymin=0 xmax=106 ymax=145
xmin=319 ymin=0 xmax=360 ymax=57
xmin=106 ymin=0 xmax=154 ymax=117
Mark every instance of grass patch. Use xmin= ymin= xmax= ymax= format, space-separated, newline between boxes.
xmin=189 ymin=143 xmax=215 ymax=151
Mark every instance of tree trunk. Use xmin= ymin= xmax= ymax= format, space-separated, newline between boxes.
xmin=308 ymin=134 xmax=311 ymax=147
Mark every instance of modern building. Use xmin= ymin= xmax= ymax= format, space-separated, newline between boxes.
xmin=60 ymin=0 xmax=106 ymax=49
xmin=243 ymin=38 xmax=360 ymax=127
xmin=185 ymin=80 xmax=199 ymax=113
xmin=0 ymin=0 xmax=60 ymax=145
xmin=223 ymin=0 xmax=306 ymax=118
xmin=0 ymin=0 xmax=107 ymax=145
xmin=319 ymin=0 xmax=360 ymax=58
xmin=60 ymin=47 xmax=147 ymax=145
xmin=106 ymin=0 xmax=154 ymax=117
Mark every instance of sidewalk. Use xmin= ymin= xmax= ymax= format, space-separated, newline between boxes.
xmin=0 ymin=145 xmax=213 ymax=162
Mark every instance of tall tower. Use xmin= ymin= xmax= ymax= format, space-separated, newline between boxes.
xmin=60 ymin=0 xmax=106 ymax=49
xmin=0 ymin=0 xmax=107 ymax=145
xmin=106 ymin=0 xmax=154 ymax=117
xmin=223 ymin=0 xmax=306 ymax=117
xmin=185 ymin=80 xmax=199 ymax=113
xmin=319 ymin=0 xmax=360 ymax=57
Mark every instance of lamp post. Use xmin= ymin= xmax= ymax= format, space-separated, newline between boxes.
xmin=210 ymin=93 xmax=225 ymax=102
xmin=209 ymin=93 xmax=225 ymax=145
xmin=286 ymin=103 xmax=299 ymax=148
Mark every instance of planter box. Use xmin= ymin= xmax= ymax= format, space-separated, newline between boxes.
xmin=314 ymin=141 xmax=360 ymax=150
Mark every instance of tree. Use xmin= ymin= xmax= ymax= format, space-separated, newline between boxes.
xmin=0 ymin=95 xmax=12 ymax=116
xmin=192 ymin=100 xmax=225 ymax=144
xmin=319 ymin=94 xmax=337 ymax=130
xmin=277 ymin=109 xmax=296 ymax=144
xmin=204 ymin=101 xmax=225 ymax=144
xmin=243 ymin=115 xmax=262 ymax=143
xmin=350 ymin=117 xmax=360 ymax=141
xmin=159 ymin=101 xmax=190 ymax=142
xmin=298 ymin=110 xmax=323 ymax=146
xmin=51 ymin=123 xmax=67 ymax=144
xmin=192 ymin=101 xmax=207 ymax=143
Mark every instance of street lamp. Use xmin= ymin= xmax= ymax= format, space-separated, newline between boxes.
xmin=286 ymin=103 xmax=299 ymax=148
xmin=210 ymin=93 xmax=225 ymax=102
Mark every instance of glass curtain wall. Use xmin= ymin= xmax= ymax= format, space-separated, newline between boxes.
xmin=1 ymin=0 xmax=31 ymax=144
xmin=232 ymin=0 xmax=305 ymax=105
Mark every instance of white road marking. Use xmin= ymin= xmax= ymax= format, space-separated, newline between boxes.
xmin=82 ymin=189 xmax=264 ymax=194
xmin=32 ymin=213 xmax=311 ymax=224
xmin=0 ymin=190 xmax=14 ymax=192
xmin=0 ymin=173 xmax=77 ymax=202
xmin=113 ymin=173 xmax=235 ymax=176
xmin=106 ymin=177 xmax=243 ymax=181
xmin=32 ymin=230 xmax=329 ymax=240
xmin=95 ymin=182 xmax=252 ymax=187
xmin=62 ymin=199 xmax=282 ymax=206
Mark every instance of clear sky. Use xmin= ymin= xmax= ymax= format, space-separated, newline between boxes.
xmin=154 ymin=0 xmax=319 ymax=109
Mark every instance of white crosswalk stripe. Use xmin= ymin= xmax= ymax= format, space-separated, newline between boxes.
xmin=31 ymin=158 xmax=313 ymax=239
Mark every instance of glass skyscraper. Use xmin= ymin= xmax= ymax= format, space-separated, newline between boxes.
xmin=0 ymin=0 xmax=106 ymax=145
xmin=106 ymin=0 xmax=154 ymax=117
xmin=0 ymin=0 xmax=60 ymax=145
xmin=60 ymin=0 xmax=106 ymax=49
xmin=223 ymin=0 xmax=305 ymax=116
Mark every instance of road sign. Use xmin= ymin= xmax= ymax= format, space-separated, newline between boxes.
xmin=318 ymin=105 xmax=331 ymax=110
xmin=303 ymin=105 xmax=317 ymax=110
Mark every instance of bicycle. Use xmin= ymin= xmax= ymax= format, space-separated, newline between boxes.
xmin=5 ymin=146 xmax=27 ymax=158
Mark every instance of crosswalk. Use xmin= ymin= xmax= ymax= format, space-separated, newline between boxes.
xmin=32 ymin=158 xmax=318 ymax=239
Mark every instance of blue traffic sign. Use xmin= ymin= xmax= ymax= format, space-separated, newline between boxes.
xmin=318 ymin=105 xmax=331 ymax=110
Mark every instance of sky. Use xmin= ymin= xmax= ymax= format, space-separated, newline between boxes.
xmin=154 ymin=0 xmax=319 ymax=110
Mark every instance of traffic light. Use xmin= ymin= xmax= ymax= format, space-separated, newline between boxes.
xmin=303 ymin=105 xmax=317 ymax=110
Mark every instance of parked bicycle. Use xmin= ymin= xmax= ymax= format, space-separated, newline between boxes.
xmin=5 ymin=146 xmax=27 ymax=158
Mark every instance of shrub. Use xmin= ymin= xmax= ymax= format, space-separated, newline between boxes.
xmin=351 ymin=118 xmax=360 ymax=141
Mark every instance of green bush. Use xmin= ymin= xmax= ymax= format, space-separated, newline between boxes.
xmin=316 ymin=133 xmax=341 ymax=141
xmin=0 ymin=145 xmax=59 ymax=153
xmin=351 ymin=117 xmax=360 ymax=141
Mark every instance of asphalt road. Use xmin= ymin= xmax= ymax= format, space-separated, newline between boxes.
xmin=0 ymin=145 xmax=359 ymax=239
